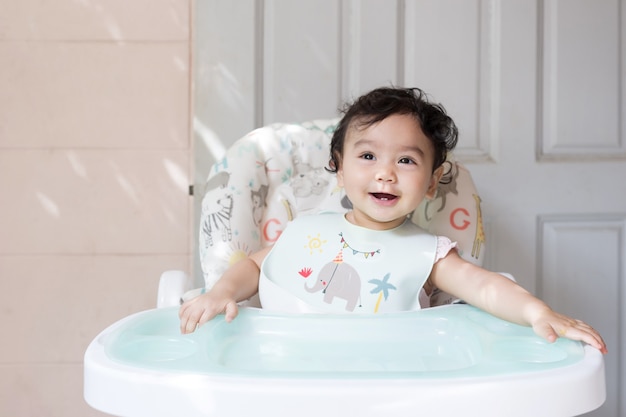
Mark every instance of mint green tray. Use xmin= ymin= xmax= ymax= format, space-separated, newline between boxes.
xmin=105 ymin=304 xmax=584 ymax=379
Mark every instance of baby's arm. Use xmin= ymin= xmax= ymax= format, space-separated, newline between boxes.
xmin=430 ymin=250 xmax=607 ymax=354
xmin=179 ymin=246 xmax=271 ymax=334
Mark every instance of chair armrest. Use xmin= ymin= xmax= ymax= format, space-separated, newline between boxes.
xmin=157 ymin=270 xmax=192 ymax=308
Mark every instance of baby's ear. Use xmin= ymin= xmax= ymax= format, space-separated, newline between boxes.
xmin=332 ymin=154 xmax=344 ymax=186
xmin=336 ymin=166 xmax=344 ymax=187
xmin=426 ymin=165 xmax=444 ymax=200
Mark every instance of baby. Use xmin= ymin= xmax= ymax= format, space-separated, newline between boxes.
xmin=180 ymin=86 xmax=607 ymax=354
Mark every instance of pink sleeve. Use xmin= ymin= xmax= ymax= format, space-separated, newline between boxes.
xmin=434 ymin=236 xmax=458 ymax=263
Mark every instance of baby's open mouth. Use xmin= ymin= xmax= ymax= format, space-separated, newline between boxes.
xmin=371 ymin=193 xmax=397 ymax=201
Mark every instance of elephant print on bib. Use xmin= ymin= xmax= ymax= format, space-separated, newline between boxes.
xmin=304 ymin=250 xmax=362 ymax=311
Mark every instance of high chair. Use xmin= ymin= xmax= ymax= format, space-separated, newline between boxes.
xmin=85 ymin=119 xmax=605 ymax=417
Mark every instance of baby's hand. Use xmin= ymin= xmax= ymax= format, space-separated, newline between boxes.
xmin=530 ymin=309 xmax=607 ymax=354
xmin=179 ymin=291 xmax=239 ymax=334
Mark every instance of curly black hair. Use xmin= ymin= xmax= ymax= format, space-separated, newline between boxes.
xmin=327 ymin=87 xmax=458 ymax=173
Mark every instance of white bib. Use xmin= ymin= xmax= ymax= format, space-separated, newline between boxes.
xmin=259 ymin=213 xmax=437 ymax=314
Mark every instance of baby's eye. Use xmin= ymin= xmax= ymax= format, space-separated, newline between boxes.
xmin=360 ymin=153 xmax=375 ymax=160
xmin=398 ymin=157 xmax=416 ymax=165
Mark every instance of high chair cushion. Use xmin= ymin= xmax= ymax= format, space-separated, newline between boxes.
xmin=198 ymin=119 xmax=485 ymax=307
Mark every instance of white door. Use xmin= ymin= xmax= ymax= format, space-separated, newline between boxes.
xmin=193 ymin=1 xmax=626 ymax=415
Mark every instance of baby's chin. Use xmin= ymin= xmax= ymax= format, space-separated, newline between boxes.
xmin=346 ymin=211 xmax=409 ymax=231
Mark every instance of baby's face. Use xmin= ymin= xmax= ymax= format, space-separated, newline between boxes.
xmin=337 ymin=114 xmax=441 ymax=230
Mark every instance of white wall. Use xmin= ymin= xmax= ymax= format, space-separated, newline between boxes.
xmin=0 ymin=1 xmax=192 ymax=416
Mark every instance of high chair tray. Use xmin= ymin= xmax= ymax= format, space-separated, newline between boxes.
xmin=84 ymin=304 xmax=605 ymax=417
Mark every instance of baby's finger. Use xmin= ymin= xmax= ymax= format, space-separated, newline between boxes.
xmin=178 ymin=301 xmax=190 ymax=319
xmin=179 ymin=307 xmax=190 ymax=333
xmin=197 ymin=307 xmax=219 ymax=328
xmin=181 ymin=317 xmax=196 ymax=334
xmin=533 ymin=321 xmax=559 ymax=344
xmin=178 ymin=297 xmax=200 ymax=319
xmin=223 ymin=301 xmax=239 ymax=323
xmin=179 ymin=316 xmax=193 ymax=334
xmin=181 ymin=308 xmax=203 ymax=334
xmin=555 ymin=323 xmax=607 ymax=353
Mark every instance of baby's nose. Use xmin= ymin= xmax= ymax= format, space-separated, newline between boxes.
xmin=375 ymin=166 xmax=396 ymax=182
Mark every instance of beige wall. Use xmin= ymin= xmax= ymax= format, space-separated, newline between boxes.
xmin=0 ymin=1 xmax=192 ymax=416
